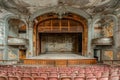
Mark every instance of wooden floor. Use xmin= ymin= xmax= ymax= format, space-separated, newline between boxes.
xmin=24 ymin=52 xmax=97 ymax=66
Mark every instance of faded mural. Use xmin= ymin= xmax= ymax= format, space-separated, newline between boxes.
xmin=94 ymin=17 xmax=114 ymax=38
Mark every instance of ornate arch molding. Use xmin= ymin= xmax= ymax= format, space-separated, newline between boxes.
xmin=31 ymin=6 xmax=91 ymax=55
xmin=30 ymin=6 xmax=91 ymax=22
xmin=3 ymin=14 xmax=28 ymax=36
xmin=3 ymin=14 xmax=27 ymax=27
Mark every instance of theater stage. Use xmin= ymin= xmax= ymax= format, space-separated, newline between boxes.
xmin=29 ymin=52 xmax=92 ymax=59
xmin=24 ymin=52 xmax=96 ymax=66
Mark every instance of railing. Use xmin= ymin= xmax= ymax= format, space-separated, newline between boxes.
xmin=8 ymin=37 xmax=28 ymax=46
xmin=103 ymin=60 xmax=120 ymax=66
xmin=0 ymin=60 xmax=18 ymax=65
xmin=23 ymin=59 xmax=97 ymax=66
xmin=92 ymin=37 xmax=113 ymax=45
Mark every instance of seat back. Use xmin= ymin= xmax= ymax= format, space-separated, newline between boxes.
xmin=0 ymin=76 xmax=7 ymax=80
xmin=21 ymin=76 xmax=33 ymax=80
xmin=33 ymin=76 xmax=46 ymax=80
xmin=8 ymin=76 xmax=19 ymax=80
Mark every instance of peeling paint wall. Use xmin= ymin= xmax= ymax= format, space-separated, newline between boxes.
xmin=0 ymin=49 xmax=3 ymax=59
xmin=103 ymin=50 xmax=113 ymax=60
xmin=8 ymin=25 xmax=19 ymax=37
xmin=41 ymin=34 xmax=76 ymax=53
xmin=0 ymin=21 xmax=4 ymax=45
xmin=8 ymin=46 xmax=19 ymax=60
xmin=19 ymin=33 xmax=27 ymax=39
xmin=94 ymin=18 xmax=114 ymax=38
xmin=0 ymin=20 xmax=5 ymax=59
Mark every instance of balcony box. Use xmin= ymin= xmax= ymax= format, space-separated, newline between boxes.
xmin=92 ymin=37 xmax=113 ymax=45
xmin=8 ymin=38 xmax=28 ymax=46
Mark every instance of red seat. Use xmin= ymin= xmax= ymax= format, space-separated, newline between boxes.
xmin=23 ymin=72 xmax=31 ymax=76
xmin=74 ymin=77 xmax=84 ymax=80
xmin=0 ymin=76 xmax=7 ymax=80
xmin=98 ymin=77 xmax=108 ymax=80
xmin=31 ymin=73 xmax=39 ymax=77
xmin=8 ymin=76 xmax=19 ymax=80
xmin=86 ymin=73 xmax=94 ymax=78
xmin=110 ymin=76 xmax=119 ymax=80
xmin=60 ymin=76 xmax=72 ymax=80
xmin=48 ymin=76 xmax=59 ymax=80
xmin=49 ymin=73 xmax=58 ymax=77
xmin=94 ymin=72 xmax=102 ymax=78
xmin=15 ymin=72 xmax=23 ymax=76
xmin=86 ymin=77 xmax=97 ymax=80
xmin=33 ymin=76 xmax=46 ymax=80
xmin=69 ymin=73 xmax=77 ymax=77
xmin=77 ymin=74 xmax=85 ymax=77
xmin=21 ymin=76 xmax=33 ymax=80
xmin=60 ymin=73 xmax=68 ymax=77
xmin=7 ymin=72 xmax=15 ymax=76
xmin=39 ymin=72 xmax=48 ymax=78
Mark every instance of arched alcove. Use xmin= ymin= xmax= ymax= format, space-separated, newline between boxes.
xmin=92 ymin=14 xmax=118 ymax=61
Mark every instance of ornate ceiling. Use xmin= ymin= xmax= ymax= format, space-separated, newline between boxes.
xmin=0 ymin=0 xmax=120 ymax=17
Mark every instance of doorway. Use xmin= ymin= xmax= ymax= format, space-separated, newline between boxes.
xmin=94 ymin=49 xmax=102 ymax=62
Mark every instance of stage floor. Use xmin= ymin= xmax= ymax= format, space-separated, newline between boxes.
xmin=29 ymin=52 xmax=93 ymax=59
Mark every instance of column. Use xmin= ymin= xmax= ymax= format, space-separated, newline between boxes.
xmin=0 ymin=20 xmax=5 ymax=60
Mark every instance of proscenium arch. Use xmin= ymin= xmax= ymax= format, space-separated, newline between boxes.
xmin=32 ymin=12 xmax=88 ymax=55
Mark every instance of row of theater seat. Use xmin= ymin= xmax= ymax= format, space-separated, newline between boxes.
xmin=0 ymin=75 xmax=118 ymax=80
xmin=0 ymin=65 xmax=120 ymax=80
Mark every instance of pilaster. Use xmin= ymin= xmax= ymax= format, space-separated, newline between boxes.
xmin=3 ymin=20 xmax=8 ymax=60
xmin=87 ymin=19 xmax=93 ymax=57
xmin=27 ymin=21 xmax=34 ymax=58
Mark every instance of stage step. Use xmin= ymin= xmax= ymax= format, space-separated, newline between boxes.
xmin=23 ymin=59 xmax=97 ymax=66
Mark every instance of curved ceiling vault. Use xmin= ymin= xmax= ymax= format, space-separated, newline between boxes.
xmin=0 ymin=0 xmax=119 ymax=18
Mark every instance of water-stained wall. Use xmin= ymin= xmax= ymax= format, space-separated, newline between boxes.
xmin=41 ymin=33 xmax=79 ymax=53
xmin=94 ymin=18 xmax=114 ymax=38
xmin=0 ymin=49 xmax=3 ymax=59
xmin=8 ymin=46 xmax=19 ymax=60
